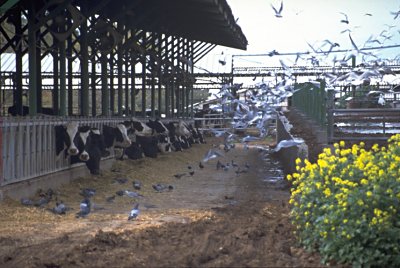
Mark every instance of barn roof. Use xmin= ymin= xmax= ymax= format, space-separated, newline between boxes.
xmin=13 ymin=0 xmax=247 ymax=50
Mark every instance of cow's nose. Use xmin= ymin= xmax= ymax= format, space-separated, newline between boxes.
xmin=69 ymin=148 xmax=79 ymax=155
xmin=79 ymin=153 xmax=89 ymax=161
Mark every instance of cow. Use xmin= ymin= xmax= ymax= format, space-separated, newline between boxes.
xmin=135 ymin=135 xmax=159 ymax=158
xmin=55 ymin=121 xmax=80 ymax=157
xmin=124 ymin=141 xmax=145 ymax=160
xmin=146 ymin=119 xmax=172 ymax=153
xmin=128 ymin=118 xmax=153 ymax=136
xmin=70 ymin=127 xmax=108 ymax=175
xmin=102 ymin=122 xmax=132 ymax=149
xmin=55 ymin=122 xmax=107 ymax=175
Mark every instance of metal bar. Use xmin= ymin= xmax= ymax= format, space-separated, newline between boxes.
xmin=28 ymin=3 xmax=37 ymax=116
xmin=59 ymin=39 xmax=67 ymax=116
xmin=80 ymin=3 xmax=89 ymax=116
xmin=101 ymin=53 xmax=109 ymax=115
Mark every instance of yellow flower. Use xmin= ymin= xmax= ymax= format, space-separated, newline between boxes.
xmin=323 ymin=188 xmax=331 ymax=197
xmin=366 ymin=191 xmax=373 ymax=197
xmin=339 ymin=140 xmax=345 ymax=147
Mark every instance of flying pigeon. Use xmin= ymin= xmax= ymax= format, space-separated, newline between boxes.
xmin=274 ymin=139 xmax=305 ymax=152
xmin=203 ymin=149 xmax=224 ymax=162
xmin=271 ymin=1 xmax=283 ymax=18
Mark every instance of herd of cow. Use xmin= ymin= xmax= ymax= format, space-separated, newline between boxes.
xmin=55 ymin=118 xmax=206 ymax=175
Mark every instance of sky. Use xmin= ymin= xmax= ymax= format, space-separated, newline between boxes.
xmin=197 ymin=0 xmax=400 ymax=72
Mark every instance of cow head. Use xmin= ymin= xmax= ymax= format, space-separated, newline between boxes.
xmin=102 ymin=123 xmax=132 ymax=148
xmin=55 ymin=121 xmax=80 ymax=157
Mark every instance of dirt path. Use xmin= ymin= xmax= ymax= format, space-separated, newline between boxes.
xmin=0 ymin=138 xmax=323 ymax=267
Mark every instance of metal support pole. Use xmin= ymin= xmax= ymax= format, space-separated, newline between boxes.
xmin=59 ymin=39 xmax=66 ymax=116
xmin=117 ymin=25 xmax=123 ymax=116
xmin=131 ymin=55 xmax=136 ymax=116
xmin=80 ymin=3 xmax=89 ymax=116
xmin=109 ymin=55 xmax=115 ymax=114
xmin=28 ymin=3 xmax=37 ymax=116
xmin=53 ymin=50 xmax=59 ymax=115
xmin=101 ymin=53 xmax=109 ymax=116
xmin=67 ymin=36 xmax=73 ymax=115
xmin=91 ymin=58 xmax=97 ymax=116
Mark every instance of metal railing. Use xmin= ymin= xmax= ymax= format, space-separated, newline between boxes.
xmin=194 ymin=113 xmax=232 ymax=130
xmin=327 ymin=108 xmax=400 ymax=142
xmin=0 ymin=116 xmax=129 ymax=186
xmin=291 ymin=81 xmax=327 ymax=127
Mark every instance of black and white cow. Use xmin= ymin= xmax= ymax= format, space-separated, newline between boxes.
xmin=146 ymin=119 xmax=172 ymax=153
xmin=55 ymin=121 xmax=80 ymax=157
xmin=55 ymin=122 xmax=107 ymax=175
xmin=123 ymin=141 xmax=144 ymax=160
xmin=70 ymin=127 xmax=108 ymax=175
xmin=135 ymin=135 xmax=159 ymax=158
xmin=103 ymin=122 xmax=132 ymax=149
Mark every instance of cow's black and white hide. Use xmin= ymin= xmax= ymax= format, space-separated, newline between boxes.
xmin=165 ymin=122 xmax=183 ymax=152
xmin=136 ymin=135 xmax=158 ymax=158
xmin=55 ymin=121 xmax=80 ymax=157
xmin=124 ymin=141 xmax=144 ymax=160
xmin=146 ymin=119 xmax=172 ymax=153
xmin=70 ymin=127 xmax=108 ymax=175
xmin=128 ymin=118 xmax=153 ymax=136
xmin=102 ymin=122 xmax=132 ymax=149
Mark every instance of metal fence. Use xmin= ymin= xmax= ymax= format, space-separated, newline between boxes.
xmin=0 ymin=116 xmax=132 ymax=186
xmin=291 ymin=81 xmax=327 ymax=127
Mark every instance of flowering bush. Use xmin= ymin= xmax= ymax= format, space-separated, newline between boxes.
xmin=288 ymin=134 xmax=400 ymax=267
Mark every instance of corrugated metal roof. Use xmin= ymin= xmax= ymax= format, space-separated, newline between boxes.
xmin=29 ymin=0 xmax=248 ymax=50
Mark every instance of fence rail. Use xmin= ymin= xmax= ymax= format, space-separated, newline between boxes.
xmin=0 ymin=116 xmax=134 ymax=186
xmin=328 ymin=108 xmax=400 ymax=142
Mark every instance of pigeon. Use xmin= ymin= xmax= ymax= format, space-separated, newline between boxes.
xmin=80 ymin=188 xmax=96 ymax=198
xmin=203 ymin=149 xmax=224 ymax=162
xmin=174 ymin=173 xmax=186 ymax=179
xmin=271 ymin=1 xmax=283 ymax=18
xmin=340 ymin=12 xmax=349 ymax=24
xmin=231 ymin=160 xmax=238 ymax=167
xmin=76 ymin=198 xmax=91 ymax=218
xmin=20 ymin=198 xmax=34 ymax=206
xmin=34 ymin=196 xmax=50 ymax=207
xmin=199 ymin=162 xmax=204 ymax=169
xmin=51 ymin=201 xmax=68 ymax=215
xmin=128 ymin=203 xmax=140 ymax=221
xmin=114 ymin=177 xmax=128 ymax=184
xmin=133 ymin=180 xmax=142 ymax=190
xmin=116 ymin=190 xmax=124 ymax=196
xmin=106 ymin=195 xmax=116 ymax=203
xmin=124 ymin=190 xmax=143 ymax=198
xmin=187 ymin=165 xmax=192 ymax=170
xmin=152 ymin=183 xmax=174 ymax=192
xmin=274 ymin=139 xmax=304 ymax=152
xmin=189 ymin=171 xmax=194 ymax=176
xmin=216 ymin=160 xmax=222 ymax=170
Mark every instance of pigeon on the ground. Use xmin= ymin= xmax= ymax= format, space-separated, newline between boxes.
xmin=174 ymin=173 xmax=186 ymax=179
xmin=114 ymin=177 xmax=128 ymax=184
xmin=20 ymin=198 xmax=34 ymax=206
xmin=106 ymin=195 xmax=116 ymax=203
xmin=152 ymin=183 xmax=174 ymax=192
xmin=128 ymin=203 xmax=140 ymax=220
xmin=199 ymin=162 xmax=204 ymax=169
xmin=80 ymin=188 xmax=96 ymax=198
xmin=133 ymin=180 xmax=142 ymax=190
xmin=76 ymin=198 xmax=91 ymax=218
xmin=51 ymin=201 xmax=68 ymax=215
xmin=124 ymin=190 xmax=143 ymax=198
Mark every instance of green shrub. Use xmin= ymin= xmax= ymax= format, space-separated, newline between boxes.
xmin=288 ymin=134 xmax=400 ymax=267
